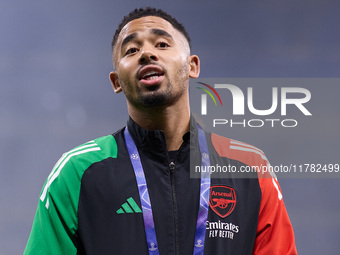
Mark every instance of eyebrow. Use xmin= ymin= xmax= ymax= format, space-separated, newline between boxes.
xmin=150 ymin=29 xmax=173 ymax=40
xmin=121 ymin=29 xmax=174 ymax=50
xmin=121 ymin=33 xmax=137 ymax=49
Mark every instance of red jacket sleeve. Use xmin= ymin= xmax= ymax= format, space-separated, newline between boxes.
xmin=253 ymin=177 xmax=297 ymax=255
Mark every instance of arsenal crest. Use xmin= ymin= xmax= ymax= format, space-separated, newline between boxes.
xmin=209 ymin=185 xmax=236 ymax=218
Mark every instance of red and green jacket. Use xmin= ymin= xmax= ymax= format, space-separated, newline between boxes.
xmin=24 ymin=117 xmax=297 ymax=254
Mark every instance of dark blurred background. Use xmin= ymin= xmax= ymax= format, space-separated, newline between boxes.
xmin=1 ymin=0 xmax=339 ymax=254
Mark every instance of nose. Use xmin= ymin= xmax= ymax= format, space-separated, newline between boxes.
xmin=138 ymin=47 xmax=158 ymax=65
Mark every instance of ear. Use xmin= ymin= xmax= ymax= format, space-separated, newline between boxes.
xmin=188 ymin=55 xmax=200 ymax=79
xmin=109 ymin=71 xmax=123 ymax=93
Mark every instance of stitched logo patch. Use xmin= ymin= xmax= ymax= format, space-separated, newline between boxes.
xmin=209 ymin=185 xmax=236 ymax=218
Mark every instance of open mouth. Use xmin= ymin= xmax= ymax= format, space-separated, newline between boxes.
xmin=141 ymin=71 xmax=164 ymax=80
xmin=138 ymin=65 xmax=165 ymax=84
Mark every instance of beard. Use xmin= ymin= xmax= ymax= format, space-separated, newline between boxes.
xmin=123 ymin=68 xmax=188 ymax=110
xmin=137 ymin=80 xmax=175 ymax=108
xmin=140 ymin=91 xmax=169 ymax=107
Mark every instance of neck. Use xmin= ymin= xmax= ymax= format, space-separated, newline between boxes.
xmin=128 ymin=103 xmax=190 ymax=151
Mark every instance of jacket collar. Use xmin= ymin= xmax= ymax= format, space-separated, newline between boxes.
xmin=126 ymin=115 xmax=198 ymax=150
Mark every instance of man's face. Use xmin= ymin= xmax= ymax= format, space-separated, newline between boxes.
xmin=110 ymin=16 xmax=199 ymax=109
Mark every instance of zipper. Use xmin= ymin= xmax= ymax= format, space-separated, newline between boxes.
xmin=168 ymin=141 xmax=187 ymax=255
xmin=169 ymin=160 xmax=179 ymax=254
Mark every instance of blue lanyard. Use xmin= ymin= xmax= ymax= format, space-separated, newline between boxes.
xmin=124 ymin=125 xmax=211 ymax=255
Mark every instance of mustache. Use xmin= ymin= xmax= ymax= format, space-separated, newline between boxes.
xmin=136 ymin=62 xmax=166 ymax=79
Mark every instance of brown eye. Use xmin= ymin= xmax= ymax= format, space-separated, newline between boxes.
xmin=126 ymin=48 xmax=138 ymax=55
xmin=157 ymin=42 xmax=169 ymax=48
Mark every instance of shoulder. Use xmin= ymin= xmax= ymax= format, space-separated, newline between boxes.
xmin=39 ymin=134 xmax=120 ymax=208
xmin=209 ymin=132 xmax=284 ymax=202
xmin=61 ymin=134 xmax=117 ymax=165
xmin=210 ymin=132 xmax=269 ymax=168
xmin=45 ymin=134 xmax=118 ymax=191
xmin=59 ymin=134 xmax=119 ymax=173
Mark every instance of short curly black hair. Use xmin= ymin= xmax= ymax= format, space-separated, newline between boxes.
xmin=111 ymin=7 xmax=191 ymax=53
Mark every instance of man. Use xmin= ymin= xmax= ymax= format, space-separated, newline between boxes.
xmin=25 ymin=7 xmax=297 ymax=254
